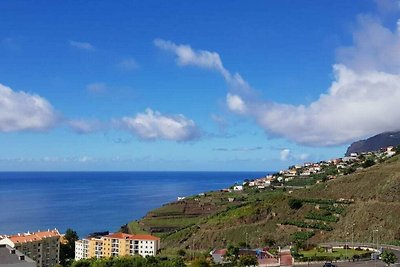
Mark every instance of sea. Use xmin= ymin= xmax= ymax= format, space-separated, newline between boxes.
xmin=0 ymin=171 xmax=266 ymax=237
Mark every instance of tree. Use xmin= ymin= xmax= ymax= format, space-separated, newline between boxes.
xmin=226 ymin=245 xmax=240 ymax=264
xmin=381 ymin=251 xmax=397 ymax=266
xmin=362 ymin=158 xmax=375 ymax=168
xmin=238 ymin=255 xmax=258 ymax=266
xmin=288 ymin=199 xmax=303 ymax=210
xmin=60 ymin=228 xmax=79 ymax=266
xmin=170 ymin=257 xmax=186 ymax=267
xmin=70 ymin=259 xmax=91 ymax=267
xmin=177 ymin=249 xmax=186 ymax=257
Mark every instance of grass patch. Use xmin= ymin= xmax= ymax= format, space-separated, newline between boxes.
xmin=127 ymin=221 xmax=148 ymax=234
xmin=301 ymin=248 xmax=371 ymax=258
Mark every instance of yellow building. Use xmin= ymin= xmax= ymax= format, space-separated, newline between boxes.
xmin=75 ymin=233 xmax=160 ymax=260
xmin=0 ymin=229 xmax=61 ymax=267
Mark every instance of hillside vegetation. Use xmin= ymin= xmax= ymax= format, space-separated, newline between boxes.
xmin=123 ymin=155 xmax=400 ymax=250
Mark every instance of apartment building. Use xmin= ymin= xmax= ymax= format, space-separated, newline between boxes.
xmin=75 ymin=232 xmax=160 ymax=260
xmin=0 ymin=229 xmax=60 ymax=267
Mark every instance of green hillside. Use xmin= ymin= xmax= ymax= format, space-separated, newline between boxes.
xmin=123 ymin=155 xmax=400 ymax=250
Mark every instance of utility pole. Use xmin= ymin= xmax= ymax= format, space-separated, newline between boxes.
xmin=352 ymin=223 xmax=355 ymax=249
xmin=345 ymin=224 xmax=348 ymax=261
xmin=374 ymin=229 xmax=378 ymax=267
xmin=192 ymin=233 xmax=195 ymax=260
xmin=377 ymin=227 xmax=380 ymax=254
xmin=245 ymin=232 xmax=248 ymax=248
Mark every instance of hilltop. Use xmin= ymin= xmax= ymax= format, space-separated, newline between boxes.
xmin=346 ymin=131 xmax=400 ymax=156
xmin=123 ymin=153 xmax=400 ymax=251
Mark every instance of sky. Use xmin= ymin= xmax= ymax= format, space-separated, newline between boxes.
xmin=1 ymin=0 xmax=400 ymax=171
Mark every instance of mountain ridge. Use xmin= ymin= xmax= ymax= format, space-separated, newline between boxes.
xmin=346 ymin=131 xmax=400 ymax=156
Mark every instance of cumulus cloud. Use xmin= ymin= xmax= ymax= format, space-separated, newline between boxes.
xmin=69 ymin=40 xmax=94 ymax=50
xmin=156 ymin=14 xmax=400 ymax=146
xmin=117 ymin=108 xmax=200 ymax=141
xmin=0 ymin=83 xmax=58 ymax=132
xmin=279 ymin=149 xmax=309 ymax=161
xmin=244 ymin=64 xmax=400 ymax=146
xmin=226 ymin=93 xmax=247 ymax=114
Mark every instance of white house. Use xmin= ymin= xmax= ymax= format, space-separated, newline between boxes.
xmin=233 ymin=185 xmax=243 ymax=191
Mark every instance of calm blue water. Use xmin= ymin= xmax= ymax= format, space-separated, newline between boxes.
xmin=0 ymin=171 xmax=265 ymax=237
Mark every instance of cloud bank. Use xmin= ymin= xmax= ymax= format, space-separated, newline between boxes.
xmin=0 ymin=84 xmax=58 ymax=132
xmin=155 ymin=16 xmax=400 ymax=146
xmin=116 ymin=108 xmax=200 ymax=141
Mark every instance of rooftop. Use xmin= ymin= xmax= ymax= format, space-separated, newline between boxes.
xmin=0 ymin=244 xmax=35 ymax=264
xmin=4 ymin=229 xmax=60 ymax=244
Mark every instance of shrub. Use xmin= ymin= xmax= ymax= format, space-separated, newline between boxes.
xmin=305 ymin=212 xmax=339 ymax=222
xmin=362 ymin=158 xmax=375 ymax=168
xmin=288 ymin=199 xmax=303 ymax=209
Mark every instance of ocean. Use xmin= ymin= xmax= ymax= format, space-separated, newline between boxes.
xmin=0 ymin=171 xmax=265 ymax=237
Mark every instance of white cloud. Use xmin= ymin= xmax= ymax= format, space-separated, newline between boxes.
xmin=87 ymin=82 xmax=107 ymax=93
xmin=336 ymin=15 xmax=400 ymax=74
xmin=280 ymin=149 xmax=291 ymax=161
xmin=68 ymin=119 xmax=104 ymax=134
xmin=226 ymin=93 xmax=247 ymax=114
xmin=156 ymin=16 xmax=400 ymax=146
xmin=0 ymin=83 xmax=58 ymax=132
xmin=214 ymin=146 xmax=263 ymax=152
xmin=279 ymin=149 xmax=309 ymax=161
xmin=246 ymin=64 xmax=400 ymax=146
xmin=154 ymin=39 xmax=250 ymax=93
xmin=117 ymin=108 xmax=200 ymax=141
xmin=78 ymin=156 xmax=94 ymax=163
xmin=118 ymin=58 xmax=139 ymax=70
xmin=69 ymin=40 xmax=94 ymax=50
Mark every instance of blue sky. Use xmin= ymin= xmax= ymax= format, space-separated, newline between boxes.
xmin=1 ymin=0 xmax=400 ymax=171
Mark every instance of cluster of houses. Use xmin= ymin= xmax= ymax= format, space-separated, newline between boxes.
xmin=221 ymin=146 xmax=398 ymax=192
xmin=210 ymin=247 xmax=293 ymax=266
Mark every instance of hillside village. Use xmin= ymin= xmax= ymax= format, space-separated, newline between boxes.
xmin=234 ymin=146 xmax=399 ymax=191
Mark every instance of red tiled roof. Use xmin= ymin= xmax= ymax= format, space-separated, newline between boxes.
xmin=105 ymin=233 xmax=132 ymax=239
xmin=213 ymin=249 xmax=227 ymax=255
xmin=7 ymin=230 xmax=60 ymax=244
